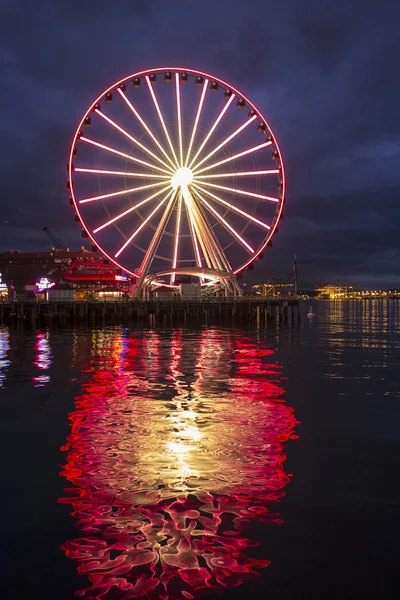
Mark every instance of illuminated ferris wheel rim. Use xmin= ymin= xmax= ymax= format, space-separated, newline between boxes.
xmin=68 ymin=66 xmax=286 ymax=284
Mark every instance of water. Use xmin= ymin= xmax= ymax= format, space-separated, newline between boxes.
xmin=0 ymin=300 xmax=399 ymax=599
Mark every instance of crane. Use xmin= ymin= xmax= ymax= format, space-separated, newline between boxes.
xmin=43 ymin=227 xmax=64 ymax=249
xmin=330 ymin=273 xmax=346 ymax=286
xmin=330 ymin=274 xmax=355 ymax=296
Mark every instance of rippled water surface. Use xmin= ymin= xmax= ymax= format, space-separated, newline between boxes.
xmin=1 ymin=300 xmax=399 ymax=599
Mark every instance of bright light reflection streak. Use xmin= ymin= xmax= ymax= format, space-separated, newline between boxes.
xmin=199 ymin=181 xmax=279 ymax=203
xmin=117 ymin=88 xmax=177 ymax=170
xmin=167 ymin=441 xmax=194 ymax=454
xmin=95 ymin=109 xmax=174 ymax=173
xmin=193 ymin=189 xmax=254 ymax=254
xmin=171 ymin=192 xmax=182 ymax=284
xmin=193 ymin=141 xmax=272 ymax=175
xmin=184 ymin=78 xmax=208 ymax=167
xmin=115 ymin=189 xmax=174 ymax=258
xmin=193 ymin=115 xmax=257 ymax=170
xmin=175 ymin=424 xmax=203 ymax=442
xmin=192 ymin=183 xmax=270 ymax=230
xmin=79 ymin=136 xmax=170 ymax=175
xmin=79 ymin=181 xmax=167 ymax=204
xmin=188 ymin=94 xmax=235 ymax=169
xmin=75 ymin=167 xmax=169 ymax=179
xmin=179 ymin=426 xmax=202 ymax=441
xmin=194 ymin=169 xmax=279 ymax=179
xmin=175 ymin=74 xmax=183 ymax=167
xmin=93 ymin=185 xmax=171 ymax=233
xmin=145 ymin=76 xmax=179 ymax=168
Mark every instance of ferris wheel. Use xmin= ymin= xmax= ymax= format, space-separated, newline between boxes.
xmin=68 ymin=67 xmax=285 ymax=296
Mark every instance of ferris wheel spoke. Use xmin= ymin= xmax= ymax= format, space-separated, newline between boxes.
xmin=192 ymin=182 xmax=271 ymax=230
xmin=181 ymin=187 xmax=211 ymax=270
xmin=188 ymin=94 xmax=235 ymax=170
xmin=79 ymin=181 xmax=167 ymax=204
xmin=187 ymin=208 xmax=203 ymax=270
xmin=189 ymin=202 xmax=217 ymax=269
xmin=192 ymin=141 xmax=272 ymax=175
xmin=195 ymin=198 xmax=233 ymax=272
xmin=190 ymin=212 xmax=213 ymax=270
xmin=115 ymin=188 xmax=175 ymax=258
xmin=193 ymin=169 xmax=279 ymax=180
xmin=171 ymin=191 xmax=183 ymax=284
xmin=192 ymin=188 xmax=254 ymax=254
xmin=93 ymin=185 xmax=171 ymax=233
xmin=134 ymin=190 xmax=178 ymax=294
xmin=145 ymin=76 xmax=179 ymax=168
xmin=79 ymin=136 xmax=171 ymax=175
xmin=117 ymin=88 xmax=177 ymax=171
xmin=184 ymin=78 xmax=208 ymax=167
xmin=183 ymin=186 xmax=232 ymax=271
xmin=75 ymin=167 xmax=170 ymax=179
xmin=198 ymin=180 xmax=279 ymax=203
xmin=175 ymin=74 xmax=183 ymax=167
xmin=192 ymin=115 xmax=257 ymax=172
xmin=181 ymin=189 xmax=204 ymax=271
xmin=95 ymin=109 xmax=174 ymax=174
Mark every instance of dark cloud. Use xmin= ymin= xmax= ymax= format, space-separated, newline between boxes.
xmin=0 ymin=0 xmax=399 ymax=287
xmin=253 ymin=185 xmax=400 ymax=288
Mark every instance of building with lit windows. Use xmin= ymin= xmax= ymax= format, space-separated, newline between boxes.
xmin=0 ymin=248 xmax=130 ymax=297
xmin=315 ymin=285 xmax=399 ymax=299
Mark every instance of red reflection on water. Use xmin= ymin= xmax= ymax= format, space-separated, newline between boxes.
xmin=59 ymin=330 xmax=298 ymax=599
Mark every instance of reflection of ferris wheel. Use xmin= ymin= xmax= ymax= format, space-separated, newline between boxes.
xmin=68 ymin=67 xmax=285 ymax=297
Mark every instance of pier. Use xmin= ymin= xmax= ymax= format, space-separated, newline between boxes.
xmin=0 ymin=298 xmax=299 ymax=328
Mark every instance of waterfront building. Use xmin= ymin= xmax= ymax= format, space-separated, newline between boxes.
xmin=315 ymin=285 xmax=399 ymax=299
xmin=316 ymin=285 xmax=352 ymax=299
xmin=0 ymin=248 xmax=129 ymax=296
xmin=0 ymin=272 xmax=10 ymax=302
xmin=47 ymin=283 xmax=75 ymax=303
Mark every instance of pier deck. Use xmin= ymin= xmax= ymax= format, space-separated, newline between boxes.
xmin=0 ymin=298 xmax=299 ymax=327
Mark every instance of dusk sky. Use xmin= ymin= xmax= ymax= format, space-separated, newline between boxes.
xmin=1 ymin=0 xmax=399 ymax=289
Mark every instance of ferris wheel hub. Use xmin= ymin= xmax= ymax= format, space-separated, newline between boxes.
xmin=171 ymin=167 xmax=193 ymax=190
